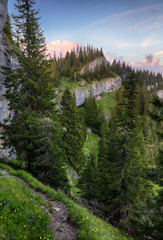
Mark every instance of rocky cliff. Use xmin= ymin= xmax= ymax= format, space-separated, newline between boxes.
xmin=80 ymin=57 xmax=106 ymax=75
xmin=74 ymin=76 xmax=122 ymax=106
xmin=157 ymin=90 xmax=163 ymax=99
xmin=0 ymin=0 xmax=13 ymax=157
xmin=0 ymin=0 xmax=10 ymax=125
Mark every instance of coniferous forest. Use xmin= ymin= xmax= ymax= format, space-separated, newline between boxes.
xmin=1 ymin=1 xmax=163 ymax=240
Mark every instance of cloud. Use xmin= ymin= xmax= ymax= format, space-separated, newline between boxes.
xmin=141 ymin=39 xmax=152 ymax=48
xmin=93 ymin=3 xmax=163 ymax=26
xmin=123 ymin=15 xmax=163 ymax=33
xmin=135 ymin=55 xmax=163 ymax=74
xmin=105 ymin=52 xmax=123 ymax=63
xmin=117 ymin=43 xmax=136 ymax=49
xmin=46 ymin=40 xmax=82 ymax=58
xmin=155 ymin=51 xmax=163 ymax=56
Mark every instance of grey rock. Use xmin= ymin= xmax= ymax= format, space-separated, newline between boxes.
xmin=95 ymin=95 xmax=102 ymax=100
xmin=74 ymin=76 xmax=122 ymax=106
xmin=79 ymin=80 xmax=86 ymax=86
xmin=157 ymin=90 xmax=163 ymax=99
xmin=53 ymin=207 xmax=60 ymax=212
xmin=87 ymin=128 xmax=92 ymax=133
xmin=80 ymin=57 xmax=106 ymax=75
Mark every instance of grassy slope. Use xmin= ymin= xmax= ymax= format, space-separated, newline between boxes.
xmin=83 ymin=90 xmax=117 ymax=156
xmin=96 ymin=90 xmax=117 ymax=117
xmin=0 ymin=163 xmax=133 ymax=240
xmin=83 ymin=132 xmax=100 ymax=157
xmin=0 ymin=171 xmax=53 ymax=240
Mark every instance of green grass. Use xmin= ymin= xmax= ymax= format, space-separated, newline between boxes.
xmin=0 ymin=163 xmax=134 ymax=240
xmin=56 ymin=77 xmax=90 ymax=91
xmin=83 ymin=132 xmax=100 ymax=157
xmin=0 ymin=172 xmax=53 ymax=240
xmin=96 ymin=90 xmax=117 ymax=117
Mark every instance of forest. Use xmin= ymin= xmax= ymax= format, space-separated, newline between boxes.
xmin=1 ymin=0 xmax=162 ymax=240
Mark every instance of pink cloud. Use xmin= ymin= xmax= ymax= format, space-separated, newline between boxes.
xmin=135 ymin=55 xmax=163 ymax=74
xmin=105 ymin=52 xmax=123 ymax=63
xmin=46 ymin=40 xmax=82 ymax=58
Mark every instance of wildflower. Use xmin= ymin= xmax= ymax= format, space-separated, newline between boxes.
xmin=9 ymin=234 xmax=14 ymax=240
xmin=5 ymin=201 xmax=9 ymax=206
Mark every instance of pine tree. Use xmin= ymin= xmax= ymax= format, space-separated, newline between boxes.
xmin=60 ymin=88 xmax=85 ymax=172
xmin=3 ymin=0 xmax=56 ymax=171
xmin=79 ymin=153 xmax=99 ymax=200
xmin=29 ymin=118 xmax=69 ymax=189
xmin=3 ymin=14 xmax=13 ymax=43
xmin=84 ymin=94 xmax=100 ymax=134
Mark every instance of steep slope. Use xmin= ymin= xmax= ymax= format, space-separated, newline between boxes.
xmin=0 ymin=163 xmax=134 ymax=240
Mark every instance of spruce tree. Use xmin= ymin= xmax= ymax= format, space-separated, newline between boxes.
xmin=60 ymin=88 xmax=85 ymax=172
xmin=3 ymin=0 xmax=56 ymax=171
xmin=30 ymin=118 xmax=69 ymax=189
xmin=84 ymin=94 xmax=100 ymax=134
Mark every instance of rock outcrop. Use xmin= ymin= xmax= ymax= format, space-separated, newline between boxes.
xmin=74 ymin=76 xmax=122 ymax=106
xmin=0 ymin=0 xmax=13 ymax=157
xmin=0 ymin=0 xmax=10 ymax=125
xmin=80 ymin=57 xmax=106 ymax=75
xmin=157 ymin=90 xmax=163 ymax=99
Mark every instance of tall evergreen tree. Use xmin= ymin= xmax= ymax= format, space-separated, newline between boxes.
xmin=30 ymin=118 xmax=69 ymax=189
xmin=3 ymin=0 xmax=56 ymax=171
xmin=84 ymin=94 xmax=100 ymax=134
xmin=60 ymin=88 xmax=85 ymax=172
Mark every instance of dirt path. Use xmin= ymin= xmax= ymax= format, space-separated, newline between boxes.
xmin=0 ymin=168 xmax=78 ymax=240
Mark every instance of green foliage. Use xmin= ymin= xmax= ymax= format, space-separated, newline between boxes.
xmin=0 ymin=174 xmax=53 ymax=240
xmin=3 ymin=14 xmax=13 ymax=43
xmin=84 ymin=94 xmax=100 ymax=134
xmin=79 ymin=153 xmax=99 ymax=200
xmin=83 ymin=131 xmax=100 ymax=157
xmin=29 ymin=118 xmax=69 ymax=190
xmin=96 ymin=90 xmax=117 ymax=117
xmin=60 ymin=88 xmax=85 ymax=172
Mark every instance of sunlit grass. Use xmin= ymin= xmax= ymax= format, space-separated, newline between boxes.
xmin=96 ymin=90 xmax=117 ymax=117
xmin=0 ymin=172 xmax=53 ymax=240
xmin=83 ymin=132 xmax=100 ymax=156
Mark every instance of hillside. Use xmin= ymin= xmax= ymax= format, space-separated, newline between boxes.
xmin=0 ymin=1 xmax=162 ymax=239
xmin=0 ymin=163 xmax=133 ymax=240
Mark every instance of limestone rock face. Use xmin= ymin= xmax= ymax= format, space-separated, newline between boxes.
xmin=157 ymin=90 xmax=163 ymax=99
xmin=74 ymin=76 xmax=122 ymax=106
xmin=80 ymin=57 xmax=106 ymax=75
xmin=0 ymin=0 xmax=10 ymax=125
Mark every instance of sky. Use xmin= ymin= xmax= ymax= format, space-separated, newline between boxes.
xmin=8 ymin=0 xmax=163 ymax=74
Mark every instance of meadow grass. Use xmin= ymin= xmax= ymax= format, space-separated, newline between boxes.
xmin=83 ymin=132 xmax=100 ymax=157
xmin=96 ymin=90 xmax=117 ymax=117
xmin=0 ymin=163 xmax=134 ymax=240
xmin=0 ymin=171 xmax=53 ymax=240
